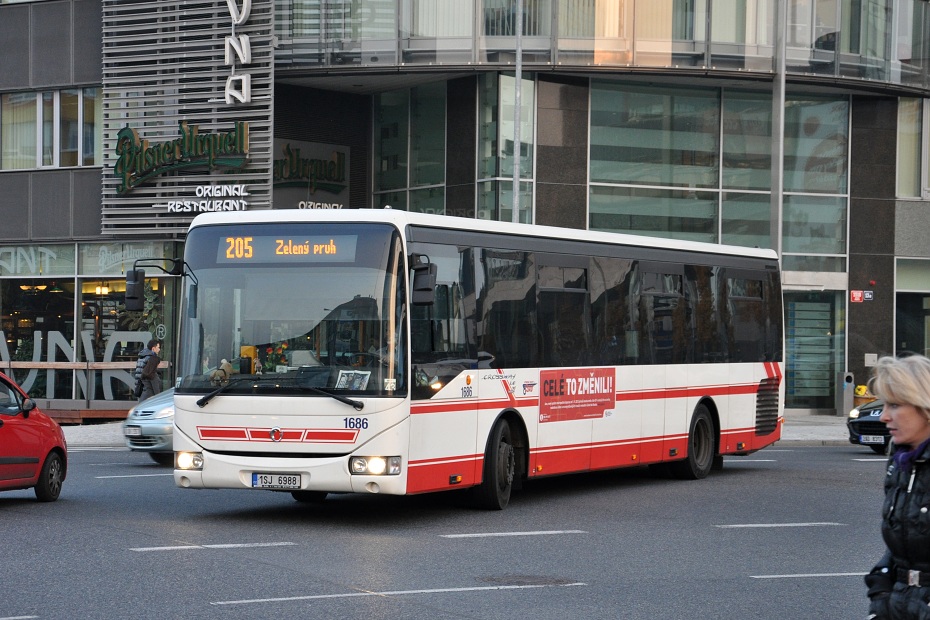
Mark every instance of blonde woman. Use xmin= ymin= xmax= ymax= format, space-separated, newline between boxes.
xmin=865 ymin=355 xmax=930 ymax=619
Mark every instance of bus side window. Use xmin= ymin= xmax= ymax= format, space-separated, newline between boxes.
xmin=537 ymin=264 xmax=592 ymax=368
xmin=726 ymin=273 xmax=769 ymax=362
xmin=638 ymin=267 xmax=692 ymax=365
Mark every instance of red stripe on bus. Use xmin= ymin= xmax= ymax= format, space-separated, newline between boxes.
xmin=198 ymin=427 xmax=249 ymax=440
xmin=196 ymin=426 xmax=359 ymax=443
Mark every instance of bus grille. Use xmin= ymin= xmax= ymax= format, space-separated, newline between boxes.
xmin=755 ymin=377 xmax=780 ymax=435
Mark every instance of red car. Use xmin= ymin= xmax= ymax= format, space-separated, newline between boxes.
xmin=0 ymin=372 xmax=67 ymax=501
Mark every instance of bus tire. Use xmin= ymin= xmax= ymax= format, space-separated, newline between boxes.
xmin=670 ymin=405 xmax=715 ymax=480
xmin=291 ymin=491 xmax=327 ymax=503
xmin=473 ymin=418 xmax=515 ymax=510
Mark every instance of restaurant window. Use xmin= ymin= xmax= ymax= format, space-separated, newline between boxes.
xmin=0 ymin=88 xmax=102 ymax=170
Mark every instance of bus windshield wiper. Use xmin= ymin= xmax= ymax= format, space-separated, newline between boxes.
xmin=196 ymin=376 xmax=262 ymax=408
xmin=296 ymin=384 xmax=364 ymax=411
xmin=195 ymin=376 xmax=364 ymax=411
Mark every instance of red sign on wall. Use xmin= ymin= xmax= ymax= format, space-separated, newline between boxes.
xmin=539 ymin=368 xmax=616 ymax=423
xmin=850 ymin=290 xmax=863 ymax=303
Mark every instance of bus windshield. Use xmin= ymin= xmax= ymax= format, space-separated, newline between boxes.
xmin=176 ymin=222 xmax=407 ymax=397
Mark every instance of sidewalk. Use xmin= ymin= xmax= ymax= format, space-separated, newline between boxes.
xmin=61 ymin=410 xmax=851 ymax=449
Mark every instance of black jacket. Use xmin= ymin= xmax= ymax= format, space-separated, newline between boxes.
xmin=865 ymin=441 xmax=930 ymax=619
xmin=134 ymin=347 xmax=159 ymax=381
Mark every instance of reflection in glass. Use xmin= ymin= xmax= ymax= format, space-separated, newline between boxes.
xmin=722 ymin=91 xmax=772 ymax=191
xmin=178 ymin=224 xmax=407 ymax=397
xmin=374 ymin=89 xmax=408 ymax=193
xmin=477 ymin=180 xmax=532 ymax=223
xmin=783 ymin=96 xmax=849 ymax=194
xmin=782 ymin=194 xmax=846 ymax=255
xmin=83 ymin=87 xmax=102 ymax=166
xmin=41 ymin=92 xmax=54 ymax=166
xmin=721 ymin=191 xmax=772 ymax=249
xmin=590 ymin=185 xmax=717 ymax=243
xmin=59 ymin=89 xmax=79 ymax=167
xmin=1 ymin=92 xmax=37 ymax=170
xmin=590 ymin=82 xmax=719 ymax=188
xmin=410 ymin=82 xmax=446 ymax=188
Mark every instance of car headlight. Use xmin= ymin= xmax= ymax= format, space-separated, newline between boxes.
xmin=176 ymin=452 xmax=203 ymax=470
xmin=349 ymin=456 xmax=401 ymax=475
xmin=848 ymin=408 xmax=860 ymax=419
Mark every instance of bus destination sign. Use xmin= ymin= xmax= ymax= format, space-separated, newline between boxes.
xmin=217 ymin=235 xmax=357 ymax=263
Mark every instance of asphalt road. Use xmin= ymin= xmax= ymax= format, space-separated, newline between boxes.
xmin=2 ymin=444 xmax=887 ymax=620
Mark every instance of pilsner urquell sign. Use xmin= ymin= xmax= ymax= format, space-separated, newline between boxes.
xmin=114 ymin=121 xmax=250 ymax=194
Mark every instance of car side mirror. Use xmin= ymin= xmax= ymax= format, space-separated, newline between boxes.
xmin=22 ymin=398 xmax=36 ymax=417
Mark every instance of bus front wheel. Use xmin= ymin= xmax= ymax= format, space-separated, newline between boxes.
xmin=670 ymin=405 xmax=715 ymax=480
xmin=473 ymin=419 xmax=515 ymax=510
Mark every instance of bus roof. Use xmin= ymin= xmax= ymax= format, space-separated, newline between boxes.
xmin=188 ymin=209 xmax=779 ymax=262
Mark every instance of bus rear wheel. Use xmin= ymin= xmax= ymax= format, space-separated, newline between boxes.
xmin=473 ymin=419 xmax=515 ymax=510
xmin=670 ymin=405 xmax=715 ymax=480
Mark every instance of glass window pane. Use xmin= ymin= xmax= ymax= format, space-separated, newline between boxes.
xmin=897 ymin=97 xmax=922 ymax=198
xmin=781 ymin=255 xmax=846 ymax=271
xmin=590 ymin=81 xmax=720 ymax=188
xmin=721 ymin=191 xmax=772 ymax=249
xmin=589 ymin=185 xmax=718 ymax=243
xmin=478 ymin=179 xmax=531 ymax=223
xmin=478 ymin=73 xmax=534 ymax=182
xmin=59 ymin=89 xmax=79 ymax=167
xmin=410 ymin=82 xmax=446 ymax=187
xmin=722 ymin=91 xmax=772 ymax=190
xmin=374 ymin=90 xmax=409 ymax=192
xmin=783 ymin=96 xmax=849 ymax=193
xmin=782 ymin=194 xmax=846 ymax=254
xmin=41 ymin=92 xmax=54 ymax=166
xmin=1 ymin=93 xmax=37 ymax=170
xmin=897 ymin=258 xmax=930 ymax=290
xmin=409 ymin=187 xmax=445 ymax=215
xmin=83 ymin=87 xmax=102 ymax=166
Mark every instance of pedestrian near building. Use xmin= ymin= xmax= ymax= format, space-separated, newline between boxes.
xmin=864 ymin=354 xmax=930 ymax=619
xmin=134 ymin=339 xmax=162 ymax=401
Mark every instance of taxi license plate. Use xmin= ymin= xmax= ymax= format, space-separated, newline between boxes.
xmin=860 ymin=435 xmax=885 ymax=444
xmin=252 ymin=473 xmax=301 ymax=489
xmin=125 ymin=426 xmax=142 ymax=437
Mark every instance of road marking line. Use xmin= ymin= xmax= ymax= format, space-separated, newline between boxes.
xmin=211 ymin=582 xmax=588 ymax=606
xmin=441 ymin=530 xmax=587 ymax=538
xmin=131 ymin=542 xmax=296 ymax=552
xmin=95 ymin=473 xmax=174 ymax=479
xmin=0 ymin=615 xmax=40 ymax=619
xmin=751 ymin=572 xmax=866 ymax=579
xmin=853 ymin=458 xmax=887 ymax=462
xmin=732 ymin=459 xmax=777 ymax=462
xmin=715 ymin=522 xmax=844 ymax=528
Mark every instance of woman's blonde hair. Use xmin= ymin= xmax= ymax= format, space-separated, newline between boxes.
xmin=869 ymin=355 xmax=930 ymax=421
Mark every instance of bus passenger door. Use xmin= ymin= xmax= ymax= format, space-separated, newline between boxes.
xmin=407 ymin=244 xmax=480 ymax=494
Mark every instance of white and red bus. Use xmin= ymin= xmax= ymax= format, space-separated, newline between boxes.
xmin=161 ymin=209 xmax=783 ymax=509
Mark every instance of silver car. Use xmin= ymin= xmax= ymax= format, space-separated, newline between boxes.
xmin=123 ymin=388 xmax=174 ymax=465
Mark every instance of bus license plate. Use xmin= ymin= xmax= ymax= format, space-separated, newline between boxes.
xmin=252 ymin=473 xmax=301 ymax=489
xmin=860 ymin=435 xmax=885 ymax=445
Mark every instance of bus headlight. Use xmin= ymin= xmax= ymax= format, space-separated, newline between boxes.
xmin=176 ymin=452 xmax=203 ymax=470
xmin=350 ymin=456 xmax=401 ymax=475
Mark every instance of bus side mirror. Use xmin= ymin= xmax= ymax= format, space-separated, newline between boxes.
xmin=411 ymin=263 xmax=436 ymax=306
xmin=125 ymin=269 xmax=144 ymax=311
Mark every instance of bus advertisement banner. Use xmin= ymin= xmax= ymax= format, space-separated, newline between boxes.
xmin=539 ymin=368 xmax=616 ymax=422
